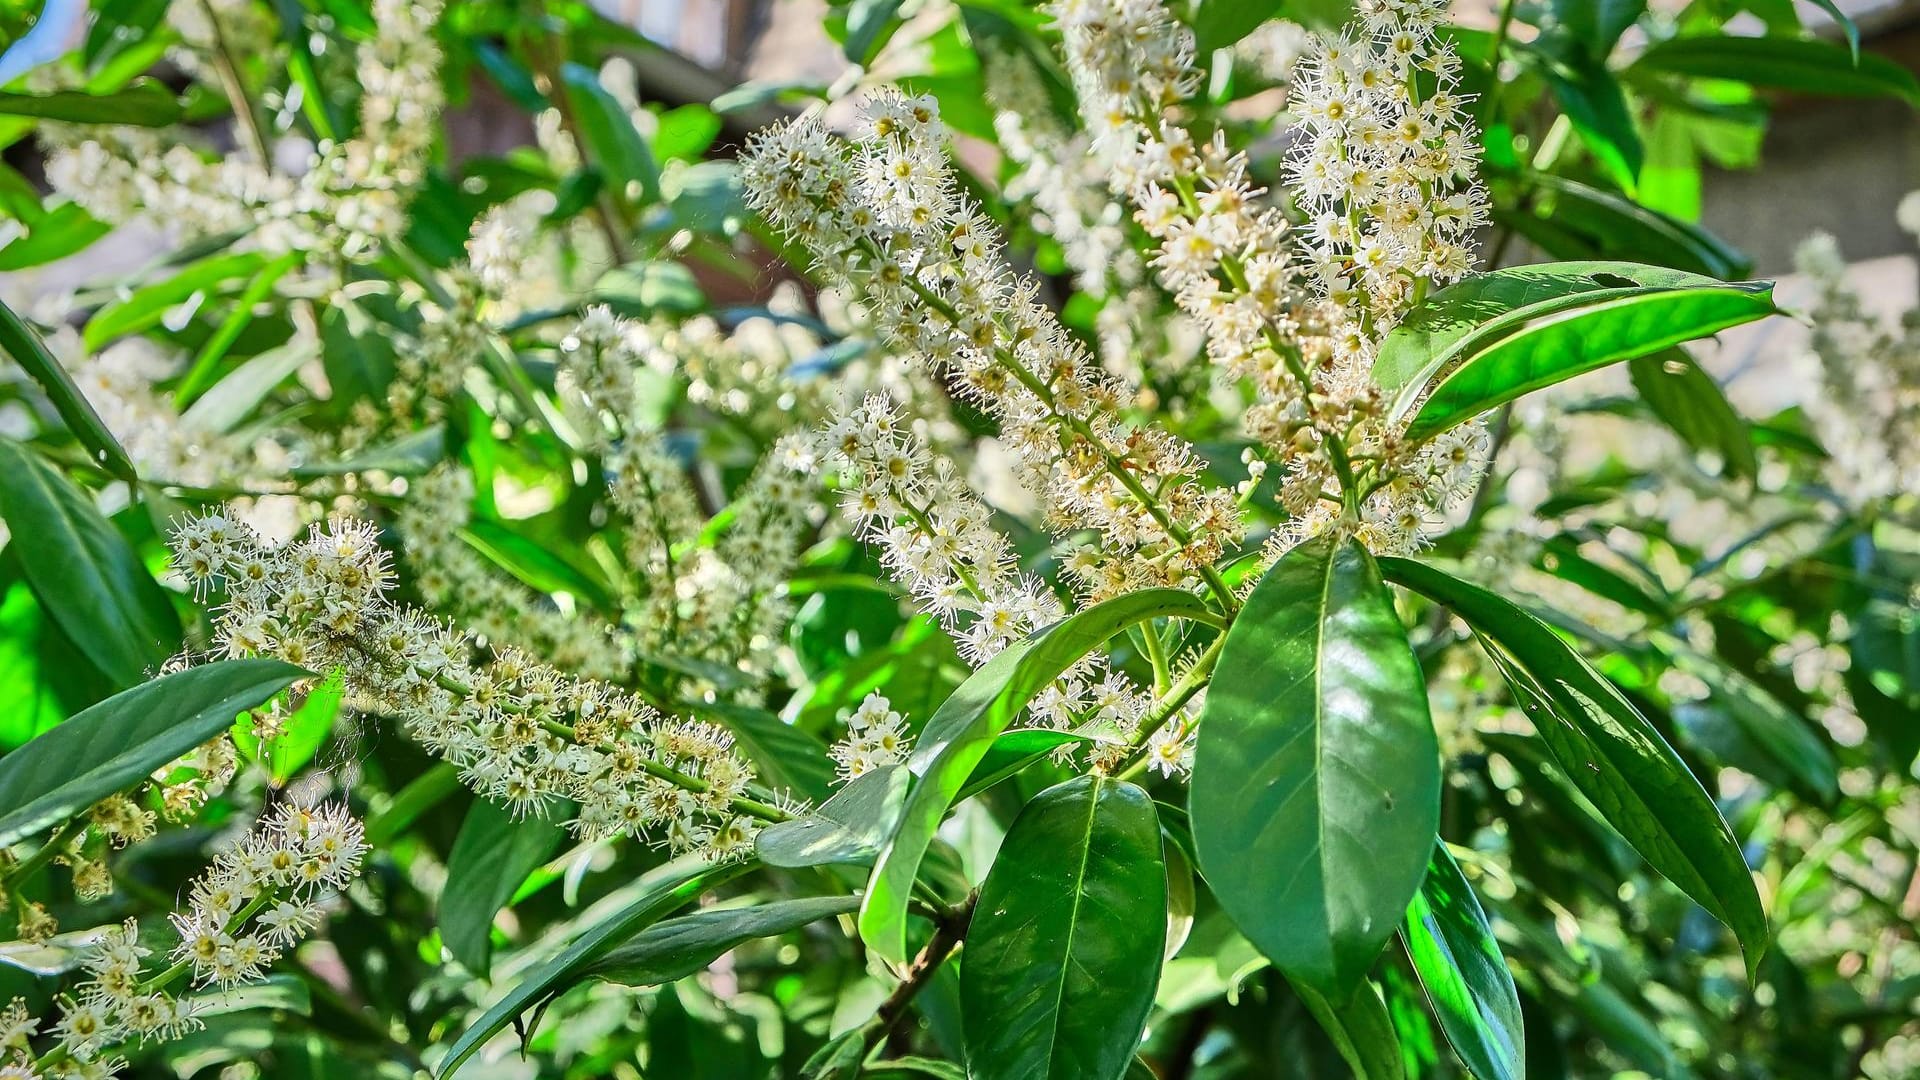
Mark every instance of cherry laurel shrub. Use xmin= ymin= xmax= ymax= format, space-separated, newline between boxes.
xmin=0 ymin=0 xmax=1914 ymax=1076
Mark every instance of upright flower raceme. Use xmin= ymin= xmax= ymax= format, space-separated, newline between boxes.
xmin=1794 ymin=226 xmax=1920 ymax=509
xmin=739 ymin=92 xmax=1242 ymax=601
xmin=1050 ymin=0 xmax=1491 ymax=555
xmin=170 ymin=511 xmax=777 ymax=859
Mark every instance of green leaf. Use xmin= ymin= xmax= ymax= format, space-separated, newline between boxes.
xmin=585 ymin=894 xmax=859 ymax=985
xmin=0 ymin=79 xmax=183 ymax=125
xmin=1499 ymin=175 xmax=1750 ymax=278
xmin=440 ymin=798 xmax=568 ymax=978
xmin=0 ymin=201 xmax=112 ymax=272
xmin=1631 ymin=35 xmax=1920 ymax=104
xmin=435 ymin=857 xmax=755 ymax=1078
xmin=179 ymin=338 xmax=318 ymax=435
xmin=1628 ymin=349 xmax=1756 ymax=478
xmin=652 ymin=104 xmax=722 ymax=162
xmin=961 ymin=774 xmax=1166 ymax=1080
xmin=1191 ymin=536 xmax=1439 ymax=999
xmin=318 ymin=297 xmax=398 ymax=416
xmin=231 ymin=668 xmax=342 ymax=785
xmin=558 ymin=62 xmax=659 ymax=204
xmin=1379 ymin=557 xmax=1769 ymax=968
xmin=184 ymin=973 xmax=311 ymax=1018
xmin=1293 ymin=979 xmax=1407 ymax=1080
xmin=0 ymin=659 xmax=304 ymax=849
xmin=595 ymin=261 xmax=704 ymax=315
xmin=755 ymin=763 xmax=911 ymax=869
xmin=1190 ymin=0 xmax=1284 ymax=53
xmin=1806 ymin=0 xmax=1861 ymax=61
xmin=84 ymin=252 xmax=267 ymax=350
xmin=842 ymin=0 xmax=905 ymax=65
xmin=1401 ymin=847 xmax=1524 ymax=1080
xmin=958 ymin=728 xmax=1091 ymax=797
xmin=1376 ymin=261 xmax=1776 ymax=442
xmin=0 ymin=439 xmax=179 ymax=686
xmin=458 ymin=519 xmax=616 ymax=611
xmin=0 ymin=297 xmax=135 ymax=480
xmin=860 ymin=587 xmax=1213 ymax=964
xmin=1539 ymin=55 xmax=1643 ymax=192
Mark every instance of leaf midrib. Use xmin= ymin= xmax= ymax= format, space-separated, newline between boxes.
xmin=1033 ymin=776 xmax=1101 ymax=1078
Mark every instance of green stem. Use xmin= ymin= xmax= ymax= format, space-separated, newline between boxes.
xmin=3 ymin=816 xmax=89 ymax=890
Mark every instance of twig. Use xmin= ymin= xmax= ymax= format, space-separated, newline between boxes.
xmin=865 ymin=892 xmax=976 ymax=1053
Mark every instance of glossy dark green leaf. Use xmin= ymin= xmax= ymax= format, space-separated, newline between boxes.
xmin=1294 ymin=978 xmax=1408 ymax=1080
xmin=1380 ymin=557 xmax=1768 ymax=967
xmin=1191 ymin=536 xmax=1439 ymax=999
xmin=435 ymin=857 xmax=755 ymax=1077
xmin=958 ymin=728 xmax=1090 ymax=798
xmin=756 ymin=763 xmax=911 ymax=869
xmin=0 ymin=78 xmax=183 ymax=125
xmin=861 ymin=587 xmax=1213 ymax=964
xmin=1629 ymin=349 xmax=1756 ymax=479
xmin=1377 ymin=261 xmax=1775 ymax=442
xmin=585 ymin=893 xmax=859 ymax=985
xmin=1632 ymin=35 xmax=1920 ymax=104
xmin=961 ymin=775 xmax=1165 ymax=1080
xmin=441 ymin=798 xmax=568 ymax=977
xmin=1498 ymin=176 xmax=1751 ymax=279
xmin=0 ymin=659 xmax=303 ymax=848
xmin=0 ymin=439 xmax=179 ymax=685
xmin=1402 ymin=847 xmax=1524 ymax=1080
xmin=1540 ymin=55 xmax=1642 ymax=192
xmin=0 ymin=298 xmax=134 ymax=480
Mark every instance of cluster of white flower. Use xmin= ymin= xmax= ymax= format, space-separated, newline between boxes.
xmin=2 ymin=803 xmax=363 ymax=1079
xmin=43 ymin=0 xmax=446 ymax=265
xmin=1047 ymin=0 xmax=1489 ymax=556
xmin=1287 ymin=2 xmax=1487 ymax=330
xmin=828 ymin=693 xmax=912 ymax=781
xmin=739 ymin=91 xmax=1241 ymax=598
xmin=169 ymin=512 xmax=773 ymax=858
xmin=557 ymin=305 xmax=819 ymax=696
xmin=818 ymin=396 xmax=1162 ymax=746
xmin=1793 ymin=229 xmax=1920 ymax=508
xmin=983 ymin=50 xmax=1141 ymax=301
